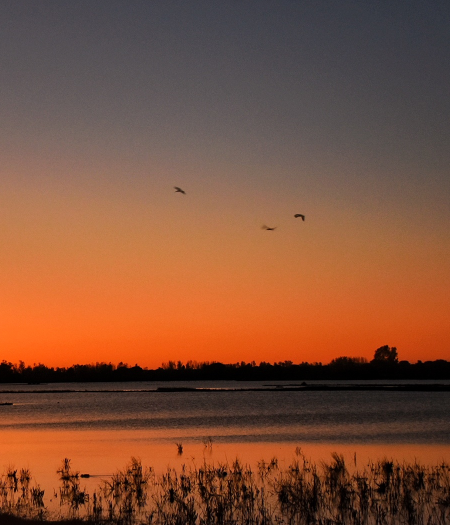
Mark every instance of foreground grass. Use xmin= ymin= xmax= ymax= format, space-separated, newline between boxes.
xmin=0 ymin=516 xmax=88 ymax=525
xmin=1 ymin=452 xmax=450 ymax=524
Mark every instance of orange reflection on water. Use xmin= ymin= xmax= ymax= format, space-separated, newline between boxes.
xmin=1 ymin=428 xmax=449 ymax=500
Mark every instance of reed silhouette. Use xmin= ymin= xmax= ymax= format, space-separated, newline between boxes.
xmin=1 ymin=453 xmax=450 ymax=524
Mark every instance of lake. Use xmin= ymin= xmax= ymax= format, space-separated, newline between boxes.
xmin=1 ymin=379 xmax=449 ymax=509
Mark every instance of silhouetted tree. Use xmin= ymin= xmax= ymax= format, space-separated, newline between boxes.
xmin=2 ymin=352 xmax=450 ymax=383
xmin=0 ymin=360 xmax=15 ymax=382
xmin=372 ymin=345 xmax=398 ymax=364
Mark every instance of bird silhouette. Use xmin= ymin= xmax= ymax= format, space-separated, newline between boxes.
xmin=262 ymin=225 xmax=277 ymax=231
xmin=294 ymin=214 xmax=305 ymax=221
xmin=174 ymin=186 xmax=186 ymax=194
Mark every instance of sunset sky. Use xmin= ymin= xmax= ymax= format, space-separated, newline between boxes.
xmin=1 ymin=1 xmax=449 ymax=368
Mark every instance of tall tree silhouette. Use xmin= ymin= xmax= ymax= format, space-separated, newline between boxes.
xmin=373 ymin=345 xmax=399 ymax=364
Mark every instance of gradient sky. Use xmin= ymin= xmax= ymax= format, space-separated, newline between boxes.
xmin=1 ymin=1 xmax=449 ymax=368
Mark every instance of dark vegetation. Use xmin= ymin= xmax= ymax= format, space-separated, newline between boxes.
xmin=1 ymin=454 xmax=450 ymax=524
xmin=0 ymin=518 xmax=86 ymax=525
xmin=1 ymin=346 xmax=449 ymax=384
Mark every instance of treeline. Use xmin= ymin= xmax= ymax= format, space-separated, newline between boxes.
xmin=0 ymin=346 xmax=449 ymax=383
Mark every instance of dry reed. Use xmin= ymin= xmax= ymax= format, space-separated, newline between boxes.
xmin=1 ymin=452 xmax=450 ymax=524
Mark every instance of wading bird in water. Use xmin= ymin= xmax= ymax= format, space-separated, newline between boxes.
xmin=174 ymin=186 xmax=186 ymax=194
xmin=262 ymin=225 xmax=277 ymax=231
xmin=294 ymin=214 xmax=305 ymax=221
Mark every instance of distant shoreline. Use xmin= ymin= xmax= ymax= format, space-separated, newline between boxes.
xmin=2 ymin=354 xmax=450 ymax=384
xmin=1 ymin=383 xmax=450 ymax=394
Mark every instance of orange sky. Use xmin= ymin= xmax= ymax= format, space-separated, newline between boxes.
xmin=1 ymin=165 xmax=448 ymax=369
xmin=1 ymin=2 xmax=449 ymax=368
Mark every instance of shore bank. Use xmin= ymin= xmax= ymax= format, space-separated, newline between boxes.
xmin=2 ymin=382 xmax=450 ymax=395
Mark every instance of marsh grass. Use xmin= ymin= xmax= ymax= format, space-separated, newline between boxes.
xmin=0 ymin=466 xmax=47 ymax=521
xmin=1 ymin=453 xmax=450 ymax=524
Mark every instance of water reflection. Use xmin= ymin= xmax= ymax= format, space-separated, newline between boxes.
xmin=1 ymin=436 xmax=450 ymax=522
xmin=0 ymin=382 xmax=449 ymax=508
xmin=1 ymin=389 xmax=449 ymax=444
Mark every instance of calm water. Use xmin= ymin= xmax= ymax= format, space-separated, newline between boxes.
xmin=1 ymin=380 xmax=450 ymax=443
xmin=1 ymin=380 xmax=450 ymax=502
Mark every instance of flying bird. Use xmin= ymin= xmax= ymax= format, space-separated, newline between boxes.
xmin=262 ymin=225 xmax=277 ymax=231
xmin=174 ymin=186 xmax=186 ymax=194
xmin=294 ymin=214 xmax=305 ymax=221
